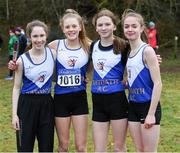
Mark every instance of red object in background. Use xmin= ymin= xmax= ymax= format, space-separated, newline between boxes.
xmin=148 ymin=28 xmax=157 ymax=49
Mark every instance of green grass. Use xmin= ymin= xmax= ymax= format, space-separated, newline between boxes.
xmin=161 ymin=58 xmax=180 ymax=67
xmin=0 ymin=60 xmax=180 ymax=152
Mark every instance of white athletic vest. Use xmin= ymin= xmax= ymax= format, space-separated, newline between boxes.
xmin=91 ymin=40 xmax=125 ymax=94
xmin=126 ymin=43 xmax=153 ymax=102
xmin=21 ymin=47 xmax=54 ymax=94
xmin=54 ymin=39 xmax=88 ymax=94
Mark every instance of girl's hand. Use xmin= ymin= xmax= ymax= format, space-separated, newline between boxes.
xmin=144 ymin=114 xmax=155 ymax=129
xmin=85 ymin=78 xmax=89 ymax=84
xmin=12 ymin=114 xmax=20 ymax=130
xmin=156 ymin=54 xmax=162 ymax=65
xmin=121 ymin=80 xmax=128 ymax=89
xmin=8 ymin=60 xmax=18 ymax=70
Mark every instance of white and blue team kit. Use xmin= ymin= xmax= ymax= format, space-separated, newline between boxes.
xmin=17 ymin=47 xmax=55 ymax=152
xmin=54 ymin=39 xmax=89 ymax=94
xmin=91 ymin=40 xmax=125 ymax=94
xmin=127 ymin=43 xmax=153 ymax=103
xmin=20 ymin=47 xmax=54 ymax=94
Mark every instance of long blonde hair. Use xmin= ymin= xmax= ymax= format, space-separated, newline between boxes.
xmin=60 ymin=9 xmax=91 ymax=53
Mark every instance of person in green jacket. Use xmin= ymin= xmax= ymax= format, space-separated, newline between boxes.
xmin=5 ymin=29 xmax=18 ymax=80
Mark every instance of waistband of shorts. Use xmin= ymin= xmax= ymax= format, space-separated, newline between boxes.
xmin=54 ymin=90 xmax=86 ymax=96
xmin=92 ymin=90 xmax=125 ymax=96
xmin=20 ymin=93 xmax=52 ymax=98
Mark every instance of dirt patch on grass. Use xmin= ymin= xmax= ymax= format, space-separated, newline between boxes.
xmin=161 ymin=66 xmax=180 ymax=73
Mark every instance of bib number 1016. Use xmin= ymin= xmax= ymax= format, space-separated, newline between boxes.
xmin=58 ymin=74 xmax=81 ymax=87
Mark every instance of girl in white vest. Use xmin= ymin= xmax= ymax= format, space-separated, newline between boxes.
xmin=12 ymin=20 xmax=56 ymax=152
xmin=10 ymin=10 xmax=91 ymax=152
xmin=48 ymin=9 xmax=91 ymax=152
xmin=90 ymin=9 xmax=128 ymax=152
xmin=121 ymin=9 xmax=162 ymax=152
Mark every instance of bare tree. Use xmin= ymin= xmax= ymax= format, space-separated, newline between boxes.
xmin=6 ymin=0 xmax=9 ymax=20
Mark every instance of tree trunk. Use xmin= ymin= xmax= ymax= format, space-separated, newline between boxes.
xmin=6 ymin=0 xmax=9 ymax=20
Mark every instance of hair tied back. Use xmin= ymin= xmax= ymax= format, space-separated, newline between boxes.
xmin=64 ymin=9 xmax=79 ymax=15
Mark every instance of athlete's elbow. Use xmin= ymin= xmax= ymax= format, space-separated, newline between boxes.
xmin=155 ymin=80 xmax=162 ymax=90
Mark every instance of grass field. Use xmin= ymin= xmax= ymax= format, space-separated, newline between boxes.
xmin=0 ymin=57 xmax=180 ymax=152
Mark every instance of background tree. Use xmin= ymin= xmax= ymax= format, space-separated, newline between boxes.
xmin=0 ymin=0 xmax=179 ymax=55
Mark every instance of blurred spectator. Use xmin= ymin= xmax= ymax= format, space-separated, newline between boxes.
xmin=147 ymin=21 xmax=159 ymax=53
xmin=15 ymin=27 xmax=27 ymax=57
xmin=20 ymin=28 xmax=25 ymax=35
xmin=4 ymin=29 xmax=18 ymax=80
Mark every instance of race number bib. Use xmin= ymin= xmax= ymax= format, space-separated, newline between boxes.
xmin=57 ymin=69 xmax=81 ymax=87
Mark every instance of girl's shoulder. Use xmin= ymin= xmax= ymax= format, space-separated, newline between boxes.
xmin=143 ymin=45 xmax=157 ymax=62
xmin=46 ymin=46 xmax=56 ymax=60
xmin=143 ymin=44 xmax=154 ymax=54
xmin=48 ymin=39 xmax=64 ymax=50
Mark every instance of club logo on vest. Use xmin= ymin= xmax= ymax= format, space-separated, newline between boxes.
xmin=67 ymin=59 xmax=77 ymax=67
xmin=37 ymin=71 xmax=47 ymax=82
xmin=97 ymin=61 xmax=105 ymax=71
xmin=67 ymin=56 xmax=78 ymax=68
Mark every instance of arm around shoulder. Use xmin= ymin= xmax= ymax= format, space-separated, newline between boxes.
xmin=48 ymin=40 xmax=58 ymax=51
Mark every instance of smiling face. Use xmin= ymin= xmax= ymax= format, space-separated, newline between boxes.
xmin=123 ymin=16 xmax=144 ymax=41
xmin=30 ymin=26 xmax=47 ymax=50
xmin=96 ymin=16 xmax=116 ymax=39
xmin=62 ymin=17 xmax=81 ymax=41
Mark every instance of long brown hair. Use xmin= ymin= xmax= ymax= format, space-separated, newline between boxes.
xmin=60 ymin=9 xmax=91 ymax=53
xmin=92 ymin=8 xmax=126 ymax=54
